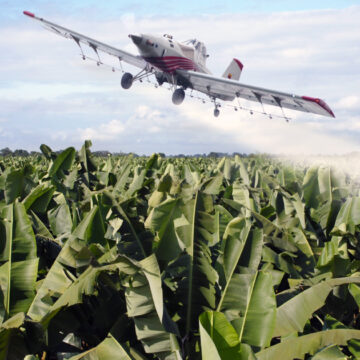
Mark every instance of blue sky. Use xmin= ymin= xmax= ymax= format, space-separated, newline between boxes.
xmin=0 ymin=1 xmax=359 ymax=154
xmin=3 ymin=0 xmax=359 ymax=18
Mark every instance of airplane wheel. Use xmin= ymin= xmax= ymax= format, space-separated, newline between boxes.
xmin=214 ymin=108 xmax=220 ymax=117
xmin=172 ymin=88 xmax=185 ymax=105
xmin=121 ymin=72 xmax=133 ymax=89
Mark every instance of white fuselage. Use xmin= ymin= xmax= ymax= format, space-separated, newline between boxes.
xmin=129 ymin=34 xmax=211 ymax=75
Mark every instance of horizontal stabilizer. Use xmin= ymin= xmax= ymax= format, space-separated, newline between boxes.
xmin=222 ymin=58 xmax=243 ymax=81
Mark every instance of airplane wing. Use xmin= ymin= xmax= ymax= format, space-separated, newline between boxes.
xmin=177 ymin=70 xmax=335 ymax=117
xmin=23 ymin=11 xmax=147 ymax=69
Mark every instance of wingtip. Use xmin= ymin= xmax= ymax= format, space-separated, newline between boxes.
xmin=302 ymin=95 xmax=335 ymax=118
xmin=23 ymin=10 xmax=35 ymax=18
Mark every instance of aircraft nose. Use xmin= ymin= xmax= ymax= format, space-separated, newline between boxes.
xmin=129 ymin=34 xmax=143 ymax=46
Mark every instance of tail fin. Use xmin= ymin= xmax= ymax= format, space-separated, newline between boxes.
xmin=222 ymin=58 xmax=243 ymax=81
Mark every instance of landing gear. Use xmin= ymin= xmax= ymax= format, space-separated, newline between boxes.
xmin=121 ymin=72 xmax=133 ymax=89
xmin=155 ymin=72 xmax=167 ymax=86
xmin=172 ymin=88 xmax=185 ymax=105
xmin=212 ymin=98 xmax=220 ymax=117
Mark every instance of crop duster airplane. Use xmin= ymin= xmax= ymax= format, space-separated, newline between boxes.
xmin=23 ymin=10 xmax=335 ymax=118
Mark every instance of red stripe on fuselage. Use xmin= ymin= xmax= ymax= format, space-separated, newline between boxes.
xmin=144 ymin=56 xmax=197 ymax=73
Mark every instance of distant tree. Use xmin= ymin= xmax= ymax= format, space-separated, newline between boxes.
xmin=13 ymin=149 xmax=29 ymax=157
xmin=208 ymin=152 xmax=228 ymax=158
xmin=30 ymin=151 xmax=41 ymax=156
xmin=158 ymin=152 xmax=166 ymax=158
xmin=0 ymin=147 xmax=12 ymax=156
xmin=93 ymin=151 xmax=112 ymax=157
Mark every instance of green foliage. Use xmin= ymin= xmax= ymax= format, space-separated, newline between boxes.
xmin=0 ymin=143 xmax=360 ymax=359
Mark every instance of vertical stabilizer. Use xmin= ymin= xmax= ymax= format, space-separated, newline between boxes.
xmin=222 ymin=58 xmax=243 ymax=80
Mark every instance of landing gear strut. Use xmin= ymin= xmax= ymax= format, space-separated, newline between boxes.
xmin=121 ymin=72 xmax=133 ymax=89
xmin=121 ymin=66 xmax=153 ymax=90
xmin=172 ymin=88 xmax=185 ymax=105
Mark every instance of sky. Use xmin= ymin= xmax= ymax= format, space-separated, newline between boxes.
xmin=0 ymin=0 xmax=360 ymax=155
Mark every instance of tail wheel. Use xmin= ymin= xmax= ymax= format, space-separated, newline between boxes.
xmin=172 ymin=88 xmax=185 ymax=105
xmin=121 ymin=72 xmax=133 ymax=89
xmin=214 ymin=108 xmax=220 ymax=117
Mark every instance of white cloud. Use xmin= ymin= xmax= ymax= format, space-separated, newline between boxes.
xmin=336 ymin=96 xmax=360 ymax=110
xmin=280 ymin=47 xmax=316 ymax=60
xmin=72 ymin=105 xmax=173 ymax=143
xmin=78 ymin=119 xmax=125 ymax=141
xmin=135 ymin=105 xmax=161 ymax=120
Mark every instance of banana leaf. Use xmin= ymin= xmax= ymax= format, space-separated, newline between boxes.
xmin=36 ymin=251 xmax=180 ymax=359
xmin=48 ymin=147 xmax=76 ymax=179
xmin=216 ymin=217 xmax=252 ymax=308
xmin=4 ymin=170 xmax=25 ymax=204
xmin=256 ymin=329 xmax=360 ymax=360
xmin=0 ymin=312 xmax=28 ymax=360
xmin=145 ymin=198 xmax=184 ymax=262
xmin=68 ymin=334 xmax=134 ymax=360
xmin=22 ymin=183 xmax=55 ymax=214
xmin=199 ymin=311 xmax=242 ymax=360
xmin=311 ymin=344 xmax=347 ymax=360
xmin=274 ymin=277 xmax=360 ymax=337
xmin=0 ymin=202 xmax=38 ymax=322
xmin=27 ymin=205 xmax=108 ymax=321
xmin=218 ymin=270 xmax=276 ymax=349
xmin=166 ymin=191 xmax=219 ymax=336
xmin=332 ymin=197 xmax=360 ymax=236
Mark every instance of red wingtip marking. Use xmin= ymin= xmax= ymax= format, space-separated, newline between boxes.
xmin=302 ymin=95 xmax=335 ymax=117
xmin=234 ymin=58 xmax=244 ymax=71
xmin=23 ymin=10 xmax=35 ymax=17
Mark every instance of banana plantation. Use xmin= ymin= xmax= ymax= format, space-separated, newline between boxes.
xmin=1 ymin=141 xmax=360 ymax=359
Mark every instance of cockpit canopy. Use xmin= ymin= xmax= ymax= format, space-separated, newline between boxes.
xmin=181 ymin=39 xmax=208 ymax=66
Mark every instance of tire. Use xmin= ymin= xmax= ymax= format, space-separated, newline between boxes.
xmin=214 ymin=108 xmax=220 ymax=117
xmin=121 ymin=72 xmax=133 ymax=89
xmin=172 ymin=88 xmax=185 ymax=105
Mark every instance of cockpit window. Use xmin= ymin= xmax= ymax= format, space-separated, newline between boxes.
xmin=182 ymin=39 xmax=207 ymax=66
